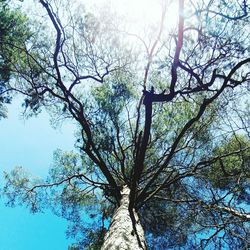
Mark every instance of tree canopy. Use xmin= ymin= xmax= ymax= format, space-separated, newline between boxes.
xmin=0 ymin=0 xmax=30 ymax=117
xmin=2 ymin=0 xmax=250 ymax=249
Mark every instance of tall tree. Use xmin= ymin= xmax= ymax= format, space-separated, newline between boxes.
xmin=2 ymin=0 xmax=250 ymax=249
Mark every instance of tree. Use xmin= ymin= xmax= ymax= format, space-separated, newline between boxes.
xmin=2 ymin=0 xmax=250 ymax=249
xmin=0 ymin=0 xmax=30 ymax=118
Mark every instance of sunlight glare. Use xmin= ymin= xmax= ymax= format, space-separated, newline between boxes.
xmin=84 ymin=0 xmax=179 ymax=34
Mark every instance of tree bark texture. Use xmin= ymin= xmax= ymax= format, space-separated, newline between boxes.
xmin=101 ymin=186 xmax=147 ymax=250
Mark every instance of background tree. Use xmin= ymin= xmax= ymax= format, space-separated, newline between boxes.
xmin=2 ymin=0 xmax=250 ymax=249
xmin=0 ymin=0 xmax=30 ymax=118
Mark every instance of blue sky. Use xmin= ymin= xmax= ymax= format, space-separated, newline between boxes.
xmin=0 ymin=98 xmax=76 ymax=250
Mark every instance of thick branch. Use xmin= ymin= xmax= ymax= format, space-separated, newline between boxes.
xmin=130 ymin=90 xmax=153 ymax=209
xmin=170 ymin=0 xmax=184 ymax=94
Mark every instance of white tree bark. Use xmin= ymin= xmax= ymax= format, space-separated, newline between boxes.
xmin=101 ymin=186 xmax=147 ymax=250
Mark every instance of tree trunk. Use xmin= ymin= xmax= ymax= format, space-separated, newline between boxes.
xmin=101 ymin=186 xmax=147 ymax=250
